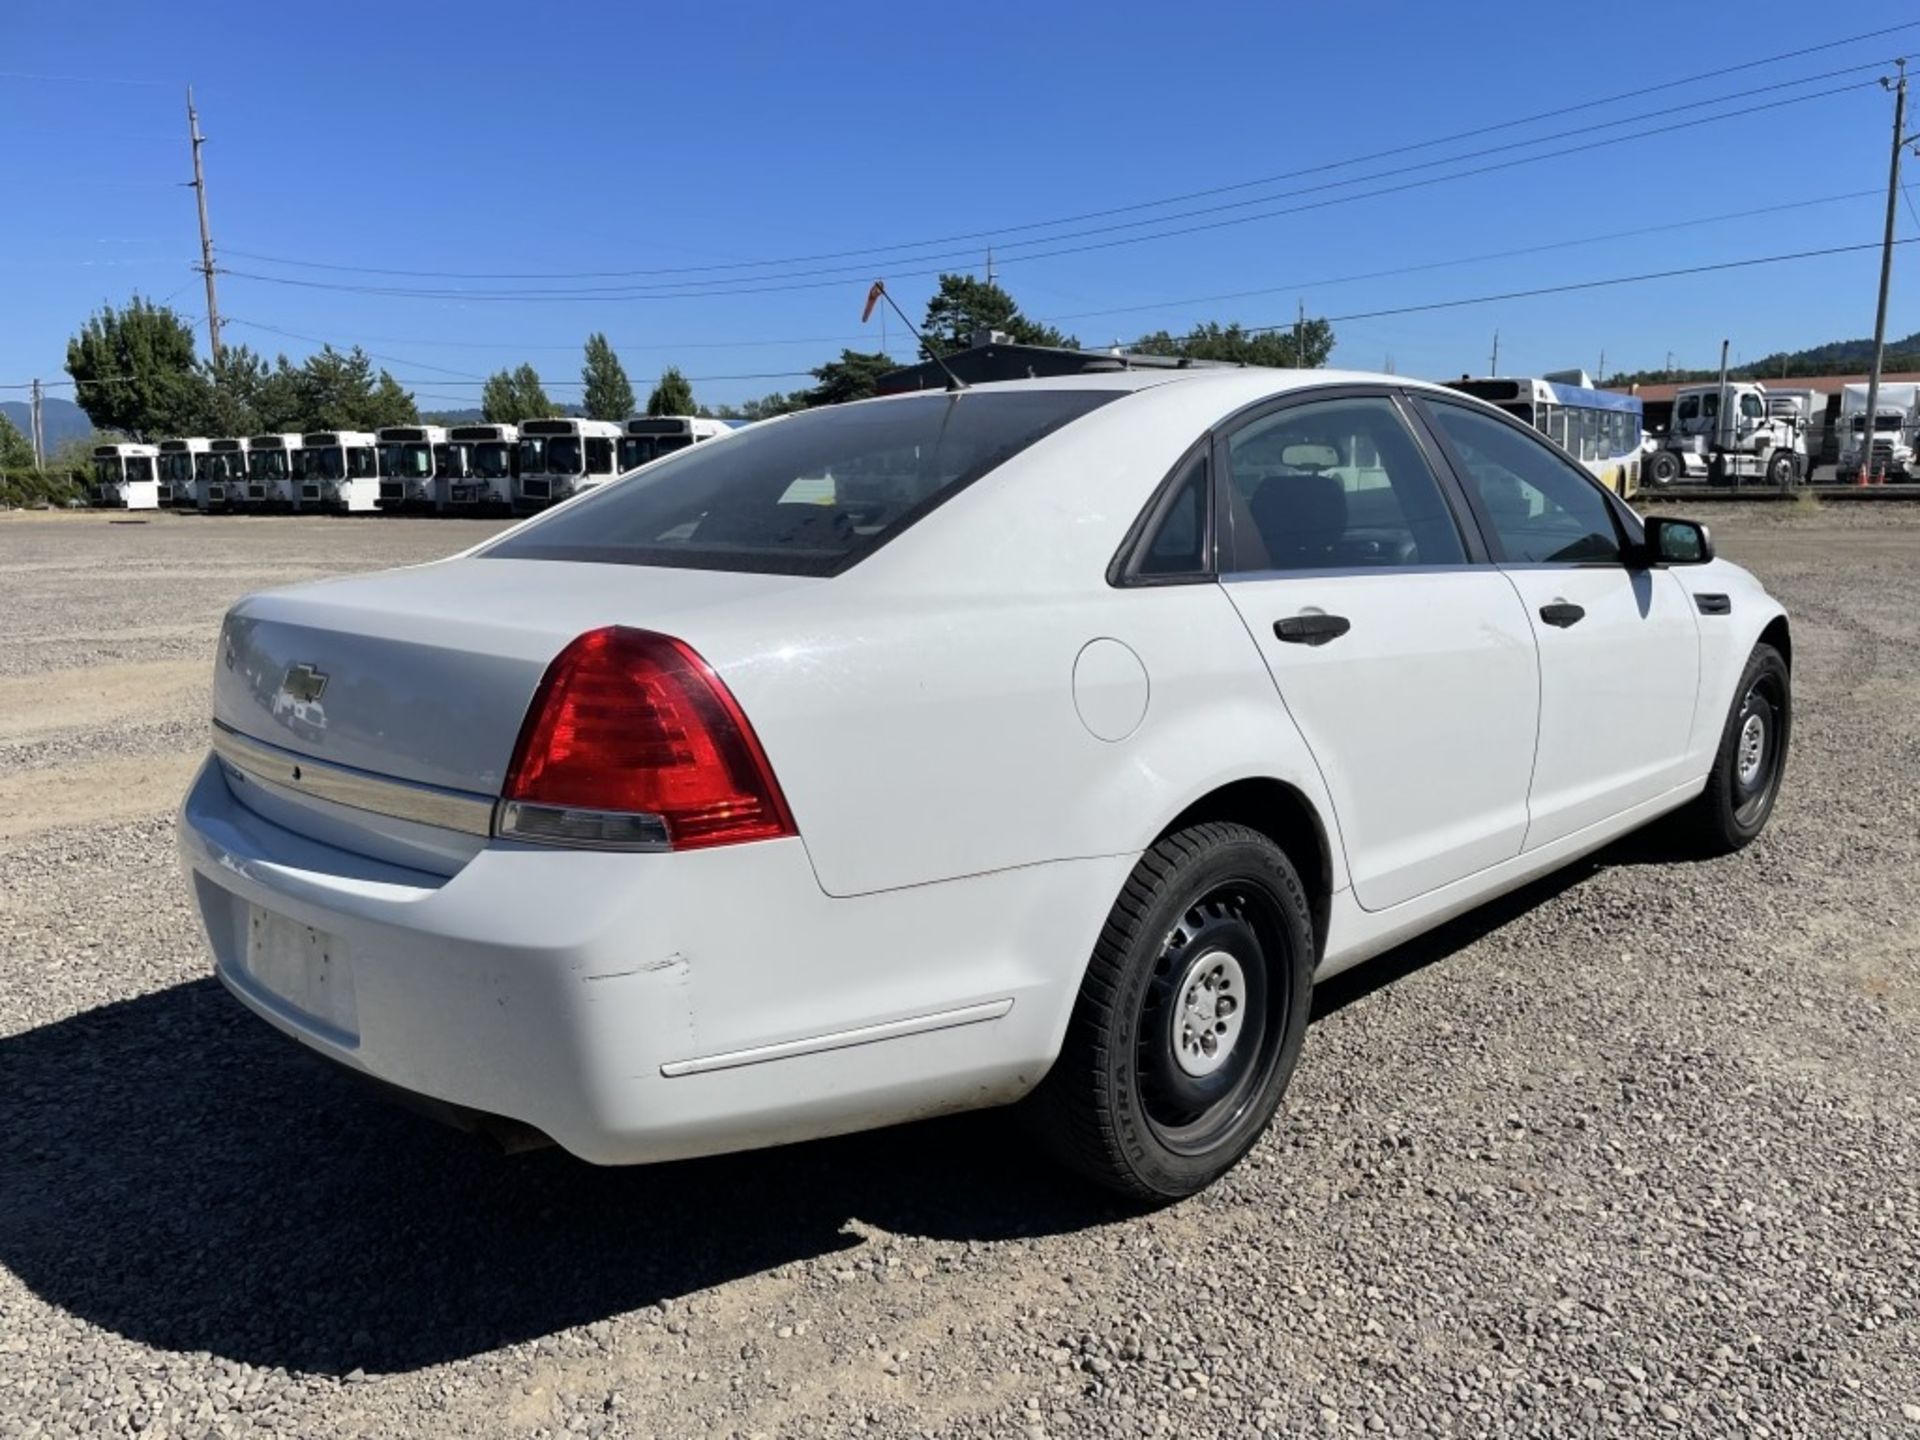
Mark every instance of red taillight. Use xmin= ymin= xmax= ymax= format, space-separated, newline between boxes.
xmin=502 ymin=626 xmax=796 ymax=850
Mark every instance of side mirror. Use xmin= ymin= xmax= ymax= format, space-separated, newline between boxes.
xmin=1639 ymin=515 xmax=1714 ymax=567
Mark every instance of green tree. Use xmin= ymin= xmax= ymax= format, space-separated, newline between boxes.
xmin=1126 ymin=318 xmax=1334 ymax=369
xmin=0 ymin=412 xmax=34 ymax=469
xmin=580 ymin=333 xmax=636 ymax=421
xmin=920 ymin=274 xmax=1073 ymax=357
xmin=292 ymin=346 xmax=417 ymax=429
xmin=195 ymin=344 xmax=270 ymax=436
xmin=482 ymin=363 xmax=553 ymax=424
xmin=646 ymin=366 xmax=695 ymax=416
xmin=805 ymin=349 xmax=895 ymax=407
xmin=65 ymin=295 xmax=207 ymax=440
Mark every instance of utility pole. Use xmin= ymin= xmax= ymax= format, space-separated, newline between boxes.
xmin=28 ymin=379 xmax=44 ymax=469
xmin=1294 ymin=299 xmax=1305 ymax=367
xmin=1864 ymin=58 xmax=1915 ymax=475
xmin=1489 ymin=329 xmax=1500 ymax=375
xmin=186 ymin=86 xmax=223 ymax=363
xmin=984 ymin=245 xmax=996 ymax=289
xmin=1597 ymin=349 xmax=1606 ymax=385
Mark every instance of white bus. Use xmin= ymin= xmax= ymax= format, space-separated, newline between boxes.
xmin=157 ymin=437 xmax=209 ymax=507
xmin=376 ymin=424 xmax=448 ymax=510
xmin=91 ymin=442 xmax=161 ymax=509
xmin=295 ymin=430 xmax=380 ymax=512
xmin=618 ymin=414 xmax=732 ymax=471
xmin=1442 ymin=373 xmax=1645 ymax=497
xmin=246 ymin=433 xmax=303 ymax=509
xmin=441 ymin=423 xmax=518 ymax=511
xmin=516 ymin=417 xmax=622 ymax=510
xmin=199 ymin=437 xmax=253 ymax=510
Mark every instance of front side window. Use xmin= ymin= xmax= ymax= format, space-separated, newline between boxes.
xmin=486 ymin=390 xmax=1118 ymax=577
xmin=585 ymin=436 xmax=614 ymax=475
xmin=518 ymin=437 xmax=547 ymax=474
xmin=1222 ymin=396 xmax=1466 ymax=572
xmin=1739 ymin=393 xmax=1765 ymax=421
xmin=1677 ymin=396 xmax=1699 ymax=424
xmin=1424 ymin=401 xmax=1622 ymax=564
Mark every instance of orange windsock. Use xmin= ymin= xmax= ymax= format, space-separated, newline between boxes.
xmin=861 ymin=280 xmax=886 ymax=323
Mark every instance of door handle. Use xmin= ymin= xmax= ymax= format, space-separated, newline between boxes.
xmin=1539 ymin=602 xmax=1586 ymax=628
xmin=1274 ymin=614 xmax=1351 ymax=646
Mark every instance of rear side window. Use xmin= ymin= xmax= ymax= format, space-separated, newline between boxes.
xmin=484 ymin=390 xmax=1120 ymax=576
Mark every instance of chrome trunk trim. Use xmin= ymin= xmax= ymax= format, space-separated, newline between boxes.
xmin=211 ymin=721 xmax=496 ymax=837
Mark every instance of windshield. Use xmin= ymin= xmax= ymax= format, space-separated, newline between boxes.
xmin=484 ymin=390 xmax=1121 ymax=577
xmin=93 ymin=458 xmax=119 ymax=485
xmin=544 ymin=437 xmax=583 ymax=474
xmin=251 ymin=450 xmax=286 ymax=480
xmin=1853 ymin=414 xmax=1905 ymax=432
xmin=399 ymin=442 xmax=433 ymax=477
xmin=126 ymin=457 xmax=154 ymax=482
xmin=517 ymin=437 xmax=547 ymax=474
xmin=160 ymin=452 xmax=193 ymax=483
xmin=311 ymin=447 xmax=346 ymax=481
xmin=475 ymin=441 xmax=513 ymax=478
xmin=618 ymin=436 xmax=658 ymax=470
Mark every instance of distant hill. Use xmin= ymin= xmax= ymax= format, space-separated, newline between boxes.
xmin=1611 ymin=329 xmax=1920 ymax=387
xmin=0 ymin=396 xmax=93 ymax=451
xmin=420 ymin=408 xmax=485 ymax=426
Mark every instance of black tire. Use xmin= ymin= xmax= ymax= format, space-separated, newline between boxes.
xmin=1027 ymin=822 xmax=1314 ymax=1202
xmin=1767 ymin=450 xmax=1797 ymax=488
xmin=1647 ymin=450 xmax=1682 ymax=487
xmin=1678 ymin=642 xmax=1790 ymax=855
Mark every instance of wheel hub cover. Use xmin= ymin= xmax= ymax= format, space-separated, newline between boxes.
xmin=1172 ymin=950 xmax=1246 ymax=1078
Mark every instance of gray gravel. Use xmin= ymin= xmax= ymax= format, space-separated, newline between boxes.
xmin=0 ymin=506 xmax=1915 ymax=1439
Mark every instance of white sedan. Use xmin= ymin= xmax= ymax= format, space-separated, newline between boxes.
xmin=178 ymin=370 xmax=1790 ymax=1200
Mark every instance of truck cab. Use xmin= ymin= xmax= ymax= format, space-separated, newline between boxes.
xmin=1651 ymin=382 xmax=1802 ymax=487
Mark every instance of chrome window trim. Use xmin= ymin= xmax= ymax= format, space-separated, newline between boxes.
xmin=211 ymin=721 xmax=495 ymax=837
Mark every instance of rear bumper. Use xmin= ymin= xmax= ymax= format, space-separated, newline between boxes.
xmin=176 ymin=755 xmax=1123 ymax=1164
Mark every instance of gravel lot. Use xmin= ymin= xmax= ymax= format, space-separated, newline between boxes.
xmin=1 ymin=506 xmax=1915 ymax=1439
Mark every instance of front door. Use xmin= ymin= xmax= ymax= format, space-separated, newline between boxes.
xmin=1218 ymin=392 xmax=1540 ymax=912
xmin=1417 ymin=397 xmax=1700 ymax=850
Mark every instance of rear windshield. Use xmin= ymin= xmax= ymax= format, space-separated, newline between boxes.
xmin=481 ymin=390 xmax=1120 ymax=576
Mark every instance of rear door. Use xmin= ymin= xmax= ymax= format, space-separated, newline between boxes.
xmin=1217 ymin=390 xmax=1540 ymax=912
xmin=1414 ymin=395 xmax=1700 ymax=850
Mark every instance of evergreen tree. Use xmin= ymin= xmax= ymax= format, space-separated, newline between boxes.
xmin=1125 ymin=318 xmax=1335 ymax=369
xmin=580 ymin=333 xmax=636 ymax=421
xmin=805 ymin=349 xmax=896 ymax=407
xmin=920 ymin=275 xmax=1073 ymax=357
xmin=646 ymin=366 xmax=695 ymax=416
xmin=481 ymin=364 xmax=554 ymax=424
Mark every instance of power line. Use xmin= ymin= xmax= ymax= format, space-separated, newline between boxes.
xmin=1255 ymin=237 xmax=1919 ymax=334
xmin=215 ymin=79 xmax=1881 ymax=304
xmin=266 ymin=187 xmax=1881 ymax=357
xmin=215 ymin=23 xmax=1919 ymax=286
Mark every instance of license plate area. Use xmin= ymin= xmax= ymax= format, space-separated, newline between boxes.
xmin=244 ymin=906 xmax=359 ymax=1043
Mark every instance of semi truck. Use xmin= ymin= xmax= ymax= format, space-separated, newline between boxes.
xmin=1644 ymin=380 xmax=1804 ymax=487
xmin=1835 ymin=381 xmax=1918 ymax=483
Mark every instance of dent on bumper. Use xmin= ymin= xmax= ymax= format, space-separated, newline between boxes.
xmin=177 ymin=756 xmax=1132 ymax=1164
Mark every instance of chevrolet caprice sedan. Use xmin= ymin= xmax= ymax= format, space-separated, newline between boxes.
xmin=179 ymin=371 xmax=1790 ymax=1200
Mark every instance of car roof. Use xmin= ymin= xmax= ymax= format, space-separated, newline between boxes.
xmin=922 ymin=367 xmax=1460 ymax=399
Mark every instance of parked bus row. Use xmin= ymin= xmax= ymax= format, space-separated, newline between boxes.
xmin=87 ymin=415 xmax=733 ymax=513
xmin=1441 ymin=370 xmax=1646 ymax=497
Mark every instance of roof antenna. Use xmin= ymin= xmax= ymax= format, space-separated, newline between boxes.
xmin=863 ymin=280 xmax=968 ymax=392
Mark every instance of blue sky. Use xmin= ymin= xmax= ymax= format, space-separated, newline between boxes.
xmin=6 ymin=0 xmax=1918 ymax=413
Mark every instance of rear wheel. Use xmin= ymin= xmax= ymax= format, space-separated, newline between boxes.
xmin=1678 ymin=642 xmax=1789 ymax=855
xmin=1028 ymin=823 xmax=1313 ymax=1201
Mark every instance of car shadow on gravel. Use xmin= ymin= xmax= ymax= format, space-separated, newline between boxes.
xmin=0 ymin=978 xmax=1120 ymax=1376
xmin=1 ymin=850 xmax=1665 ymax=1378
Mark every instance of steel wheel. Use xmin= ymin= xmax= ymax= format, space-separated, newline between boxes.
xmin=1731 ymin=672 xmax=1785 ymax=828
